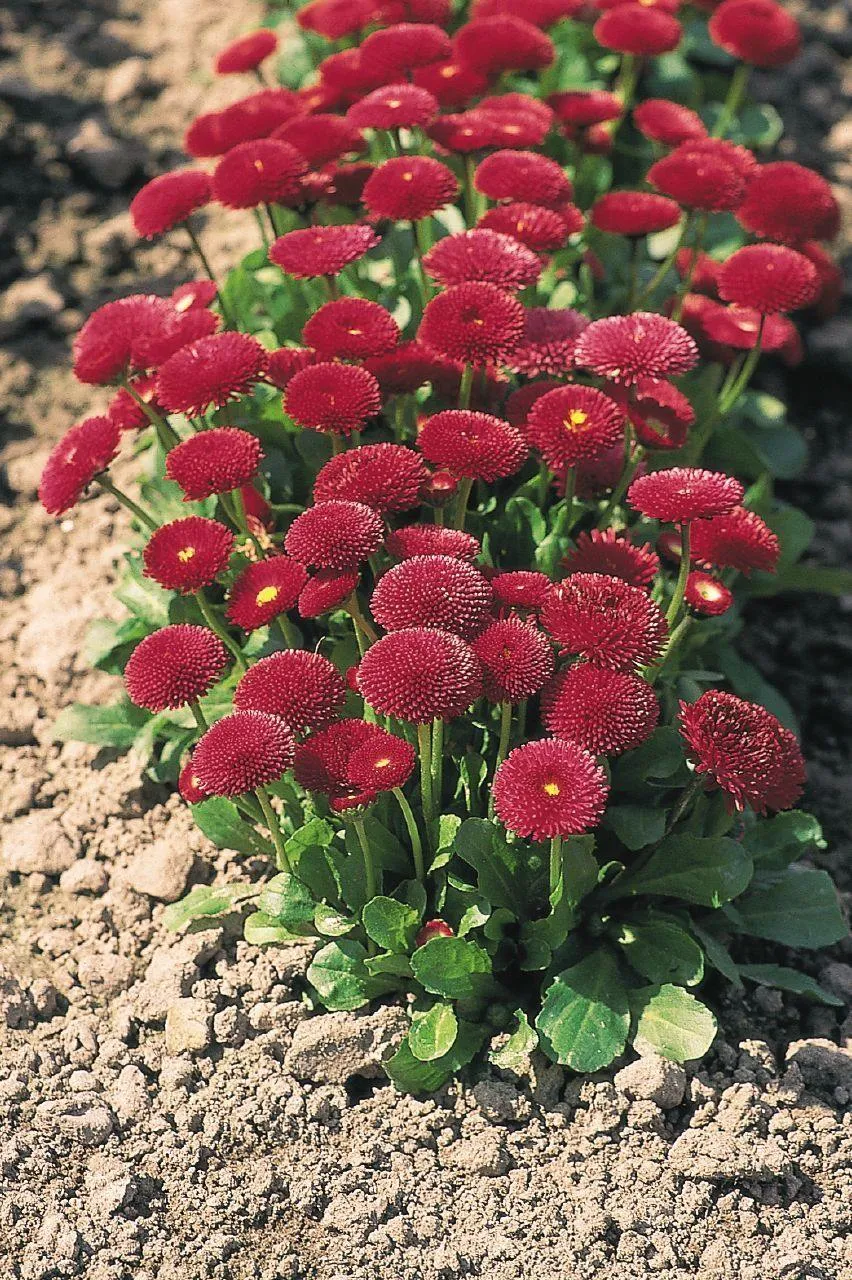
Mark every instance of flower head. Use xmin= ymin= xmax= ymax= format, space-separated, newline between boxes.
xmin=72 ymin=295 xmax=180 ymax=385
xmin=418 ymin=283 xmax=525 ymax=366
xmin=471 ymin=617 xmax=554 ymax=703
xmin=192 ymin=710 xmax=295 ymax=796
xmin=143 ymin=517 xmax=234 ymax=593
xmin=235 ymin=650 xmax=346 ymax=732
xmin=371 ymin=555 xmax=493 ymax=638
xmin=172 ymin=280 xmax=219 ymax=312
xmin=273 ymin=114 xmax=365 ymax=169
xmin=684 ymin=571 xmax=733 ymax=616
xmin=574 ymin=312 xmax=698 ymax=385
xmin=365 ymin=340 xmax=461 ymax=397
xmin=628 ymin=467 xmax=743 ymax=523
xmin=633 ymin=99 xmax=707 ymax=147
xmin=736 ymin=161 xmax=839 ymax=246
xmin=269 ymin=224 xmax=379 ymax=279
xmin=593 ymin=5 xmax=682 ymax=55
xmin=39 ymin=416 xmax=121 ymax=516
xmin=507 ymin=308 xmax=589 ymax=377
xmin=359 ymin=22 xmax=452 ymax=78
xmin=422 ymin=229 xmax=542 ymax=292
xmin=124 ymin=624 xmax=228 ymax=711
xmin=130 ymin=170 xmax=212 ymax=238
xmin=362 ymin=155 xmax=459 ymax=223
xmin=542 ymin=663 xmax=659 ymax=755
xmin=493 ymin=738 xmax=609 ymax=840
xmin=284 ymin=363 xmax=382 ymax=434
xmin=454 ymin=15 xmax=555 ymax=75
xmin=108 ymin=377 xmax=162 ymax=433
xmin=284 ymin=500 xmax=384 ymax=569
xmin=357 ymin=627 xmax=482 ymax=722
xmin=562 ymin=527 xmax=659 ymax=589
xmin=314 ymin=443 xmax=427 ymax=512
xmin=504 ymin=380 xmax=562 ymax=433
xmin=347 ymin=729 xmax=417 ymax=793
xmin=527 ymin=384 xmax=625 ymax=471
xmin=265 ymin=346 xmax=324 ymax=389
xmin=627 ymin=376 xmax=695 ymax=450
xmin=708 ymin=0 xmax=800 ymax=67
xmin=214 ymin=28 xmax=279 ymax=74
xmin=226 ymin=557 xmax=309 ymax=630
xmin=211 ymin=139 xmax=307 ymax=209
xmin=591 ymin=190 xmax=681 ymax=237
xmin=542 ymin=573 xmax=668 ymax=671
xmin=385 ymin=524 xmax=480 ymax=561
xmin=156 ymin=332 xmax=269 ymax=416
xmin=689 ymin=506 xmax=780 ymax=574
xmin=294 ymin=718 xmax=413 ymax=799
xmin=474 ymin=150 xmax=571 ymax=207
xmin=298 ymin=568 xmax=359 ymax=619
xmin=185 ymin=88 xmax=302 ymax=158
xmin=418 ymin=409 xmax=528 ymax=482
xmin=490 ymin=570 xmax=553 ymax=613
xmin=165 ymin=427 xmax=262 ymax=501
xmin=648 ymin=145 xmax=748 ymax=212
xmin=478 ymin=202 xmax=576 ymax=252
xmin=303 ymin=298 xmax=400 ymax=360
xmin=717 ymin=244 xmax=820 ymax=315
xmin=179 ymin=761 xmax=207 ymax=804
xmin=413 ymin=59 xmax=490 ymax=108
xmin=548 ymin=90 xmax=621 ymax=127
xmin=347 ymin=83 xmax=438 ymax=130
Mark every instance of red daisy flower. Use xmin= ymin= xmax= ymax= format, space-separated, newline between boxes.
xmin=422 ymin=229 xmax=542 ymax=291
xmin=294 ymin=718 xmax=407 ymax=798
xmin=108 ymin=376 xmax=162 ymax=433
xmin=548 ymin=90 xmax=621 ymax=128
xmin=130 ymin=170 xmax=212 ymax=239
xmin=419 ymin=470 xmax=460 ymax=507
xmin=299 ymin=0 xmax=377 ymax=40
xmin=490 ymin=570 xmax=553 ymax=613
xmin=542 ymin=663 xmax=659 ymax=756
xmin=493 ymin=738 xmax=609 ymax=840
xmin=184 ymin=89 xmax=302 ymax=158
xmin=648 ymin=146 xmax=748 ymax=212
xmin=562 ymin=528 xmax=659 ymax=589
xmin=359 ymin=22 xmax=453 ymax=79
xmin=371 ymin=554 xmax=494 ymax=638
xmin=689 ymin=506 xmax=780 ymax=574
xmin=211 ymin=139 xmax=308 ymax=209
xmin=427 ymin=111 xmax=503 ymax=154
xmin=506 ymin=309 xmax=590 ymax=378
xmin=591 ymin=191 xmax=682 ymax=237
xmin=362 ymin=155 xmax=459 ymax=223
xmin=684 ymin=571 xmax=733 ymax=616
xmin=412 ymin=60 xmax=490 ymax=109
xmin=385 ymin=523 xmax=480 ymax=561
xmin=680 ymin=689 xmax=805 ymax=813
xmin=526 ymin=385 xmax=625 ymax=471
xmin=417 ymin=283 xmax=525 ymax=367
xmin=39 ymin=416 xmax=121 ymax=516
xmin=574 ymin=312 xmax=698 ymax=385
xmin=131 ymin=306 xmax=219 ymax=374
xmin=473 ymin=150 xmax=570 ymax=208
xmin=124 ymin=624 xmax=228 ymax=712
xmin=674 ymin=249 xmax=722 ymax=297
xmin=143 ymin=517 xmax=234 ymax=593
xmin=365 ymin=340 xmax=461 ymax=397
xmin=347 ymin=730 xmax=417 ymax=793
xmin=504 ymin=380 xmax=562 ymax=435
xmin=593 ymin=6 xmax=682 ymax=56
xmin=472 ymin=0 xmax=583 ymax=25
xmin=269 ymin=224 xmax=379 ymax=279
xmin=347 ymin=83 xmax=438 ymax=130
xmin=454 ymin=15 xmax=555 ymax=76
xmin=357 ymin=626 xmax=483 ymax=722
xmin=633 ymin=99 xmax=707 ymax=147
xmin=156 ymin=332 xmax=269 ymax=416
xmin=284 ymin=363 xmax=382 ymax=435
xmin=542 ymin=572 xmax=668 ymax=671
xmin=628 ymin=467 xmax=743 ymax=523
xmin=192 ymin=710 xmax=295 ymax=797
xmin=699 ymin=303 xmax=802 ymax=357
xmin=708 ymin=0 xmax=800 ymax=67
xmin=240 ymin=484 xmax=274 ymax=534
xmin=323 ymin=162 xmax=377 ymax=208
xmin=171 ymin=280 xmax=219 ymax=312
xmin=284 ymin=500 xmax=384 ymax=569
xmin=265 ymin=346 xmax=324 ymax=389
xmin=717 ymin=244 xmax=820 ymax=315
xmin=72 ymin=295 xmax=164 ymax=385
xmin=627 ymin=376 xmax=695 ymax=451
xmin=298 ymin=567 xmax=360 ymax=618
xmin=274 ymin=115 xmax=365 ymax=171
xmin=165 ymin=428 xmax=262 ymax=501
xmin=226 ymin=557 xmax=309 ymax=630
xmin=314 ymin=443 xmax=427 ymax=512
xmin=214 ymin=28 xmax=278 ymax=74
xmin=303 ymin=298 xmax=400 ymax=360
xmin=471 ymin=617 xmax=554 ymax=703
xmin=418 ymin=409 xmax=528 ymax=481
xmin=235 ymin=650 xmax=346 ymax=732
xmin=178 ymin=761 xmax=207 ymax=805
xmin=478 ymin=202 xmax=574 ymax=252
xmin=736 ymin=161 xmax=840 ymax=246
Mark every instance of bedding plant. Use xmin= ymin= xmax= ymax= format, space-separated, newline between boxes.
xmin=40 ymin=0 xmax=850 ymax=1090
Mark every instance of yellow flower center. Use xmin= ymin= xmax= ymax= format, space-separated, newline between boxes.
xmin=374 ymin=757 xmax=392 ymax=770
xmin=543 ymin=780 xmax=561 ymax=797
xmin=563 ymin=409 xmax=589 ymax=433
xmin=386 ymin=98 xmax=402 ymax=109
xmin=254 ymin=160 xmax=265 ymax=172
xmin=256 ymin=585 xmax=280 ymax=605
xmin=178 ymin=546 xmax=196 ymax=562
xmin=402 ymin=171 xmax=414 ymax=182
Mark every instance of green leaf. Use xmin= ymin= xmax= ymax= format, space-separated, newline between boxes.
xmin=725 ymin=868 xmax=848 ymax=949
xmin=739 ymin=964 xmax=843 ymax=1008
xmin=605 ymin=806 xmax=668 ymax=852
xmin=453 ymin=818 xmax=525 ymax=911
xmin=365 ymin=952 xmax=413 ymax=979
xmin=690 ymin=921 xmax=742 ymax=988
xmin=163 ymin=882 xmax=258 ymax=932
xmin=612 ymin=728 xmax=687 ymax=792
xmin=361 ymin=896 xmax=420 ymax=953
xmin=536 ymin=950 xmax=630 ymax=1072
xmin=307 ymin=940 xmax=397 ymax=1012
xmin=115 ymin=558 xmax=171 ymax=627
xmin=631 ymin=985 xmax=717 ymax=1062
xmin=560 ymin=835 xmax=599 ymax=906
xmin=611 ymin=835 xmax=753 ymax=908
xmin=52 ymin=701 xmax=151 ymax=750
xmin=747 ymin=564 xmax=852 ymax=598
xmin=257 ymin=872 xmax=317 ymax=931
xmin=489 ymin=1010 xmax=539 ymax=1071
xmin=313 ymin=903 xmax=356 ymax=937
xmin=191 ymin=797 xmax=274 ymax=857
xmin=408 ymin=1003 xmax=459 ymax=1062
xmin=741 ymin=810 xmax=825 ymax=870
xmin=618 ymin=920 xmax=705 ymax=987
xmin=243 ymin=910 xmax=305 ymax=945
xmin=410 ymin=936 xmax=492 ymax=1001
xmin=384 ymin=1020 xmax=485 ymax=1094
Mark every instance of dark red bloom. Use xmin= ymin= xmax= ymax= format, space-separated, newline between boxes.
xmin=413 ymin=59 xmax=489 ymax=108
xmin=542 ymin=573 xmax=668 ymax=671
xmin=709 ymin=0 xmax=800 ymax=67
xmin=548 ymin=90 xmax=621 ymax=127
xmin=490 ymin=570 xmax=553 ymax=613
xmin=192 ymin=710 xmax=295 ymax=796
xmin=298 ymin=568 xmax=359 ymax=619
xmin=428 ymin=110 xmax=503 ymax=153
xmin=214 ymin=28 xmax=278 ymax=74
xmin=347 ymin=730 xmax=417 ymax=792
xmin=172 ymin=280 xmax=219 ymax=312
xmin=323 ymin=162 xmax=377 ymax=208
xmin=563 ymin=528 xmax=659 ymax=589
xmin=265 ymin=346 xmax=324 ymax=389
xmin=504 ymin=380 xmax=562 ymax=434
xmin=124 ymin=624 xmax=228 ymax=711
xmin=454 ymin=15 xmax=555 ymax=76
xmin=474 ymin=150 xmax=570 ymax=208
xmin=627 ymin=376 xmax=695 ymax=450
xmin=478 ymin=202 xmax=575 ymax=252
xmin=362 ymin=155 xmax=459 ymax=223
xmin=717 ymin=244 xmax=820 ymax=315
xmin=226 ymin=557 xmax=309 ymax=630
xmin=675 ymin=249 xmax=722 ymax=297
xmin=143 ymin=517 xmax=234 ymax=593
xmin=156 ymin=332 xmax=268 ymax=416
xmin=284 ymin=362 xmax=382 ymax=434
xmin=108 ymin=376 xmax=162 ymax=433
xmin=415 ymin=918 xmax=454 ymax=946
xmin=294 ymin=719 xmax=412 ymax=798
xmin=211 ymin=139 xmax=308 ymax=209
xmin=385 ymin=523 xmax=480 ymax=561
xmin=314 ymin=443 xmax=427 ymax=512
xmin=357 ymin=627 xmax=482 ymax=722
xmin=235 ymin=650 xmax=346 ymax=732
xmin=347 ymin=83 xmax=438 ymax=130
xmin=542 ymin=662 xmax=659 ymax=756
xmin=417 ymin=283 xmax=525 ymax=366
xmin=130 ymin=306 xmax=219 ymax=373
xmin=179 ymin=761 xmax=207 ymax=805
xmin=284 ymin=500 xmax=384 ymax=569
xmin=628 ymin=467 xmax=743 ymax=523
xmin=299 ymin=0 xmax=377 ymax=40
xmin=130 ymin=170 xmax=212 ymax=238
xmin=185 ymin=89 xmax=302 ymax=158
xmin=633 ymin=99 xmax=707 ymax=147
xmin=419 ymin=470 xmax=459 ymax=507
xmin=303 ymin=298 xmax=400 ymax=360
xmin=418 ymin=409 xmax=528 ymax=481
xmin=648 ymin=145 xmax=748 ymax=212
xmin=274 ymin=114 xmax=365 ymax=170
xmin=269 ymin=224 xmax=379 ymax=279
xmin=736 ymin=161 xmax=839 ymax=246
xmin=471 ymin=617 xmax=554 ymax=703
xmin=526 ymin=385 xmax=625 ymax=471
xmin=798 ymin=241 xmax=844 ymax=318
xmin=165 ymin=428 xmax=262 ymax=501
xmin=507 ymin=309 xmax=589 ymax=378
xmin=574 ymin=312 xmax=698 ymax=385
xmin=574 ymin=442 xmax=645 ymax=500
xmin=72 ymin=296 xmax=171 ymax=385
xmin=493 ymin=738 xmax=609 ymax=840
xmin=422 ymin=229 xmax=541 ymax=291
xmin=365 ymin=340 xmax=461 ymax=397
xmin=371 ymin=555 xmax=494 ymax=638
xmin=591 ymin=191 xmax=681 ymax=237
xmin=39 ymin=416 xmax=121 ymax=516
xmin=684 ymin=571 xmax=733 ymax=616
xmin=593 ymin=5 xmax=682 ymax=55
xmin=472 ymin=0 xmax=583 ymax=25
xmin=689 ymin=506 xmax=780 ymax=574
xmin=359 ymin=22 xmax=453 ymax=79
xmin=680 ymin=689 xmax=805 ymax=813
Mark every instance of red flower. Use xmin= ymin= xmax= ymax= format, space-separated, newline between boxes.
xmin=675 ymin=249 xmax=722 ymax=297
xmin=548 ymin=90 xmax=621 ymax=127
xmin=143 ymin=517 xmax=234 ymax=593
xmin=156 ymin=332 xmax=269 ymax=416
xmin=299 ymin=567 xmax=360 ymax=618
xmin=294 ymin=719 xmax=412 ymax=798
xmin=284 ymin=500 xmax=384 ymax=569
xmin=418 ymin=409 xmax=528 ymax=481
xmin=593 ymin=5 xmax=682 ymax=55
xmin=417 ymin=283 xmax=525 ymax=366
xmin=371 ymin=554 xmax=494 ymax=638
xmin=347 ymin=730 xmax=417 ymax=792
xmin=130 ymin=170 xmax=212 ymax=239
xmin=471 ymin=617 xmax=554 ymax=702
xmin=179 ymin=761 xmax=207 ymax=805
xmin=684 ymin=571 xmax=733 ymax=616
xmin=386 ymin=523 xmax=480 ymax=561
xmin=124 ymin=624 xmax=228 ymax=711
xmin=299 ymin=0 xmax=377 ymax=40
xmin=211 ymin=139 xmax=308 ymax=209
xmin=347 ymin=83 xmax=438 ymax=130
xmin=72 ymin=296 xmax=165 ymax=385
xmin=504 ymin=379 xmax=562 ymax=434
xmin=235 ymin=650 xmax=346 ymax=732
xmin=130 ymin=306 xmax=218 ymax=374
xmin=284 ymin=362 xmax=382 ymax=435
xmin=365 ymin=340 xmax=461 ymax=397
xmin=709 ymin=0 xmax=800 ymax=67
xmin=412 ymin=60 xmax=490 ymax=109
xmin=314 ymin=443 xmax=427 ymax=512
xmin=627 ymin=375 xmax=695 ymax=450
xmin=165 ymin=427 xmax=262 ymax=501
xmin=633 ymin=99 xmax=707 ymax=147
xmin=542 ymin=573 xmax=668 ymax=671
xmin=542 ymin=663 xmax=659 ymax=755
xmin=562 ymin=528 xmax=659 ymax=589
xmin=265 ymin=346 xmax=324 ymax=389
xmin=214 ymin=28 xmax=279 ymax=74
xmin=474 ymin=150 xmax=570 ymax=207
xmin=490 ymin=570 xmax=553 ymax=613
xmin=226 ymin=557 xmax=309 ymax=630
xmin=428 ymin=111 xmax=504 ymax=153
xmin=419 ymin=470 xmax=460 ymax=507
xmin=359 ymin=22 xmax=452 ymax=78
xmin=736 ymin=161 xmax=840 ymax=246
xmin=591 ymin=191 xmax=682 ymax=236
xmin=39 ymin=416 xmax=121 ymax=516
xmin=275 ymin=112 xmax=363 ymax=165
xmin=526 ymin=385 xmax=625 ymax=471
xmin=415 ymin=918 xmax=454 ymax=946
xmin=689 ymin=506 xmax=780 ymax=574
xmin=422 ymin=229 xmax=542 ymax=291
xmin=493 ymin=738 xmax=609 ymax=840
xmin=648 ymin=146 xmax=748 ymax=212
xmin=357 ymin=627 xmax=483 ymax=722
xmin=454 ymin=16 xmax=554 ymax=76
xmin=303 ymin=298 xmax=400 ymax=360
xmin=171 ymin=280 xmax=219 ymax=312
xmin=628 ymin=467 xmax=743 ymax=523
xmin=574 ymin=312 xmax=698 ymax=385
xmin=269 ymin=224 xmax=379 ymax=279
xmin=192 ymin=710 xmax=295 ymax=796
xmin=679 ymin=690 xmax=805 ymax=813
xmin=108 ymin=376 xmax=162 ymax=433
xmin=507 ymin=309 xmax=589 ymax=377
xmin=717 ymin=244 xmax=820 ymax=315
xmin=362 ymin=155 xmax=459 ymax=223
xmin=478 ymin=202 xmax=575 ymax=252
xmin=185 ymin=89 xmax=302 ymax=158
xmin=472 ymin=0 xmax=583 ymax=25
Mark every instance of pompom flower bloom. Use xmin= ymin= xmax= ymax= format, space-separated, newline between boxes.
xmin=648 ymin=146 xmax=747 ymax=213
xmin=593 ymin=5 xmax=682 ymax=56
xmin=507 ymin=309 xmax=589 ymax=377
xmin=234 ymin=650 xmax=346 ymax=732
xmin=165 ymin=427 xmax=262 ymax=501
xmin=211 ymin=139 xmax=307 ymax=209
xmin=418 ymin=283 xmax=525 ymax=366
xmin=357 ymin=627 xmax=483 ymax=722
xmin=124 ymin=624 xmax=228 ymax=712
xmin=359 ymin=22 xmax=452 ymax=79
xmin=39 ymin=416 xmax=121 ymax=516
xmin=130 ymin=170 xmax=212 ymax=238
xmin=303 ymin=298 xmax=400 ymax=360
xmin=708 ymin=0 xmax=800 ymax=67
xmin=689 ymin=506 xmax=780 ymax=574
xmin=265 ymin=346 xmax=324 ymax=389
xmin=478 ymin=202 xmax=577 ymax=253
xmin=294 ymin=719 xmax=414 ymax=799
xmin=493 ymin=738 xmax=609 ymax=840
xmin=548 ymin=90 xmax=621 ymax=128
xmin=591 ymin=191 xmax=681 ymax=237
xmin=284 ymin=500 xmax=384 ymax=569
xmin=490 ymin=570 xmax=553 ymax=613
xmin=633 ymin=99 xmax=707 ymax=147
xmin=347 ymin=731 xmax=417 ymax=793
xmin=314 ymin=443 xmax=427 ymax=512
xmin=284 ymin=363 xmax=382 ymax=435
xmin=156 ymin=332 xmax=269 ymax=416
xmin=574 ymin=313 xmax=698 ymax=385
xmin=273 ymin=115 xmax=365 ymax=170
xmin=298 ymin=567 xmax=360 ymax=618
xmin=192 ymin=710 xmax=295 ymax=797
xmin=371 ymin=555 xmax=494 ymax=638
xmin=214 ymin=28 xmax=278 ymax=75
xmin=474 ymin=150 xmax=571 ymax=208
xmin=628 ymin=467 xmax=743 ymax=523
xmin=736 ymin=161 xmax=839 ymax=246
xmin=422 ymin=229 xmax=542 ymax=292
xmin=385 ymin=524 xmax=480 ymax=561
xmin=562 ymin=527 xmax=659 ymax=589
xmin=347 ymin=83 xmax=438 ymax=131
xmin=680 ymin=690 xmax=805 ymax=813
xmin=542 ymin=663 xmax=660 ymax=756
xmin=684 ymin=571 xmax=733 ymax=617
xmin=418 ymin=410 xmax=528 ymax=482
xmin=226 ymin=557 xmax=309 ymax=630
xmin=717 ymin=244 xmax=820 ymax=315
xmin=526 ymin=385 xmax=625 ymax=471
xmin=269 ymin=224 xmax=379 ymax=279
xmin=143 ymin=517 xmax=234 ymax=593
xmin=362 ymin=155 xmax=459 ymax=223
xmin=454 ymin=15 xmax=554 ymax=75
xmin=471 ymin=617 xmax=554 ymax=703
xmin=542 ymin=573 xmax=668 ymax=671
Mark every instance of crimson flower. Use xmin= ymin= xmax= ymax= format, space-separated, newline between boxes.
xmin=417 ymin=283 xmax=525 ymax=366
xmin=708 ymin=0 xmax=800 ymax=67
xmin=214 ymin=29 xmax=278 ymax=74
xmin=39 ymin=416 xmax=121 ymax=516
xmin=736 ymin=162 xmax=839 ymax=246
xmin=689 ymin=506 xmax=780 ymax=575
xmin=648 ymin=146 xmax=748 ymax=213
xmin=269 ymin=224 xmax=379 ymax=279
xmin=471 ymin=617 xmax=554 ymax=703
xmin=507 ymin=309 xmax=589 ymax=377
xmin=124 ymin=625 xmax=228 ymax=711
xmin=527 ymin=385 xmax=625 ymax=471
xmin=717 ymin=244 xmax=820 ymax=315
xmin=562 ymin=528 xmax=659 ymax=589
xmin=179 ymin=761 xmax=207 ymax=805
xmin=130 ymin=171 xmax=212 ymax=238
xmin=284 ymin=363 xmax=382 ymax=434
xmin=684 ymin=571 xmax=733 ymax=616
xmin=371 ymin=554 xmax=493 ymax=638
xmin=185 ymin=89 xmax=302 ymax=158
xmin=478 ymin=202 xmax=576 ymax=252
xmin=156 ymin=332 xmax=269 ymax=416
xmin=490 ymin=570 xmax=553 ymax=613
xmin=548 ymin=90 xmax=621 ymax=127
xmin=303 ymin=298 xmax=400 ymax=360
xmin=273 ymin=115 xmax=365 ymax=170
xmin=359 ymin=22 xmax=452 ymax=78
xmin=574 ymin=312 xmax=698 ymax=385
xmin=299 ymin=567 xmax=360 ymax=618
xmin=594 ymin=5 xmax=681 ymax=55
xmin=265 ymin=346 xmax=324 ymax=389
xmin=385 ymin=524 xmax=480 ymax=561
xmin=235 ymin=650 xmax=346 ymax=733
xmin=192 ymin=710 xmax=295 ymax=796
xmin=294 ymin=719 xmax=414 ymax=799
xmin=165 ymin=428 xmax=262 ymax=501
xmin=418 ymin=409 xmax=528 ymax=482
xmin=454 ymin=15 xmax=555 ymax=76
xmin=628 ymin=467 xmax=743 ymax=523
xmin=357 ymin=627 xmax=483 ymax=722
xmin=347 ymin=83 xmax=438 ymax=130
xmin=314 ymin=443 xmax=427 ymax=512
xmin=362 ymin=155 xmax=459 ymax=223
xmin=474 ymin=150 xmax=571 ymax=207
xmin=542 ymin=573 xmax=668 ymax=671
xmin=633 ymin=99 xmax=707 ymax=147
xmin=143 ymin=517 xmax=234 ymax=593
xmin=542 ymin=662 xmax=659 ymax=756
xmin=591 ymin=191 xmax=681 ymax=237
xmin=211 ymin=139 xmax=308 ymax=209
xmin=493 ymin=738 xmax=609 ymax=840
xmin=284 ymin=500 xmax=384 ymax=569
xmin=347 ymin=730 xmax=417 ymax=793
xmin=226 ymin=557 xmax=309 ymax=630
xmin=412 ymin=59 xmax=489 ymax=109
xmin=422 ymin=229 xmax=542 ymax=292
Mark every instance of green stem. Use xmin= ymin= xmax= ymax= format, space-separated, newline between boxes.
xmin=417 ymin=722 xmax=436 ymax=847
xmin=274 ymin=614 xmax=299 ymax=649
xmin=596 ymin=424 xmax=638 ymax=529
xmin=189 ymin=701 xmax=208 ymax=732
xmin=463 ymin=154 xmax=479 ymax=226
xmin=255 ymin=787 xmax=290 ymax=871
xmin=346 ymin=593 xmax=378 ymax=645
xmin=409 ymin=222 xmax=430 ymax=313
xmin=488 ymin=701 xmax=513 ymax=818
xmin=354 ymin=816 xmax=377 ymax=903
xmin=665 ymin=523 xmax=692 ymax=628
xmin=665 ymin=774 xmax=705 ymax=835
xmin=718 ymin=318 xmax=765 ymax=414
xmin=393 ymin=787 xmax=425 ymax=881
xmin=121 ymin=379 xmax=180 ymax=450
xmin=453 ymin=475 xmax=475 ymax=530
xmin=196 ymin=589 xmax=247 ymax=673
xmin=713 ymin=62 xmax=750 ymax=139
xmin=458 ymin=363 xmax=473 ymax=411
xmin=229 ymin=486 xmax=266 ymax=560
xmin=647 ymin=614 xmax=692 ymax=686
xmin=549 ymin=836 xmax=563 ymax=898
xmin=671 ymin=212 xmax=708 ymax=322
xmin=636 ymin=213 xmax=692 ymax=307
xmin=431 ymin=717 xmax=444 ymax=814
xmin=94 ymin=476 xmax=158 ymax=532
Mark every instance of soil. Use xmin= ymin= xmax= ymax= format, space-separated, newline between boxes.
xmin=1 ymin=2 xmax=851 ymax=1278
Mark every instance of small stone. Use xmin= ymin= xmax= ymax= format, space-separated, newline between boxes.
xmin=668 ymin=1128 xmax=791 ymax=1181
xmin=285 ymin=1006 xmax=407 ymax=1084
xmin=108 ymin=1065 xmax=149 ymax=1123
xmin=822 ymin=962 xmax=852 ymax=1003
xmin=60 ymin=858 xmax=108 ymax=895
xmin=29 ymin=978 xmax=58 ymax=1020
xmin=165 ymin=997 xmax=214 ymax=1055
xmin=615 ymin=1053 xmax=687 ymax=1109
xmin=212 ymin=1005 xmax=248 ymax=1047
xmin=0 ymin=964 xmax=34 ymax=1029
xmin=439 ymin=1131 xmax=508 ymax=1176
xmin=35 ymin=1097 xmax=115 ymax=1147
xmin=77 ymin=952 xmax=134 ymax=999
xmin=786 ymin=1038 xmax=852 ymax=1091
xmin=65 ymin=118 xmax=142 ymax=188
xmin=125 ymin=838 xmax=194 ymax=902
xmin=1 ymin=810 xmax=79 ymax=876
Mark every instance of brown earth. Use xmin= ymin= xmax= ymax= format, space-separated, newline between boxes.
xmin=1 ymin=2 xmax=851 ymax=1277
